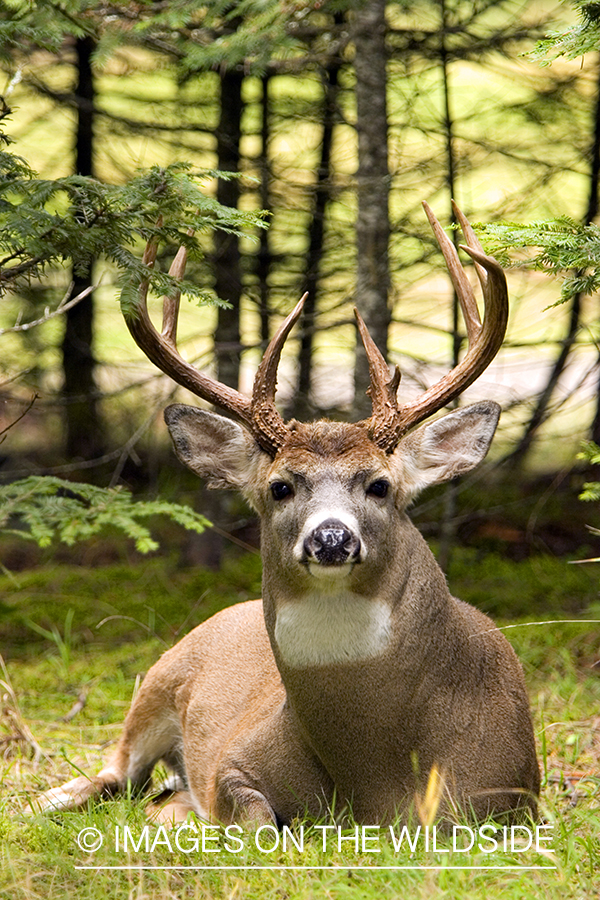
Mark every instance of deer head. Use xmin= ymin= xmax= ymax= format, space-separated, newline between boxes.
xmin=124 ymin=202 xmax=509 ymax=672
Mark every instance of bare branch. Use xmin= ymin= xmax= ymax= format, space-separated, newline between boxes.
xmin=0 ymin=283 xmax=95 ymax=336
xmin=0 ymin=393 xmax=38 ymax=443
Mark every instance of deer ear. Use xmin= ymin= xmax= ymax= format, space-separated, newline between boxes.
xmin=398 ymin=401 xmax=500 ymax=499
xmin=164 ymin=405 xmax=256 ymax=489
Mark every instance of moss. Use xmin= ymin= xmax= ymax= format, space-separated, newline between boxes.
xmin=447 ymin=547 xmax=599 ymax=618
xmin=0 ymin=554 xmax=263 ymax=661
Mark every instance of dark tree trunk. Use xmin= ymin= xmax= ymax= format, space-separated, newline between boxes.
xmin=438 ymin=0 xmax=460 ymax=573
xmin=587 ymin=60 xmax=600 ymax=445
xmin=294 ymin=61 xmax=340 ymax=419
xmin=61 ymin=35 xmax=104 ymax=461
xmin=214 ymin=69 xmax=244 ymax=390
xmin=194 ymin=67 xmax=245 ymax=569
xmin=256 ymin=75 xmax=271 ymax=348
xmin=353 ymin=0 xmax=391 ymax=417
xmin=512 ymin=59 xmax=600 ymax=462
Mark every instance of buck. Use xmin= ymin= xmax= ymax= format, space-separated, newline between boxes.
xmin=36 ymin=203 xmax=539 ymax=826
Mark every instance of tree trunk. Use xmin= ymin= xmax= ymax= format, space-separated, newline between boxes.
xmin=586 ymin=59 xmax=600 ymax=445
xmin=61 ymin=35 xmax=104 ymax=462
xmin=256 ymin=75 xmax=271 ymax=349
xmin=437 ymin=0 xmax=461 ymax=573
xmin=512 ymin=58 xmax=600 ymax=462
xmin=214 ymin=69 xmax=244 ymax=390
xmin=195 ymin=67 xmax=245 ymax=569
xmin=294 ymin=61 xmax=340 ymax=419
xmin=353 ymin=0 xmax=391 ymax=418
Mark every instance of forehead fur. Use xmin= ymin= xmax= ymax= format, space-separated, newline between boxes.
xmin=273 ymin=420 xmax=387 ymax=469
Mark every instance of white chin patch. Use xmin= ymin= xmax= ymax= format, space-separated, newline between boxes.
xmin=307 ymin=561 xmax=354 ymax=580
xmin=274 ymin=594 xmax=392 ymax=667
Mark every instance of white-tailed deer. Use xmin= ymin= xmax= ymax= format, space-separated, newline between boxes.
xmin=35 ymin=203 xmax=539 ymax=826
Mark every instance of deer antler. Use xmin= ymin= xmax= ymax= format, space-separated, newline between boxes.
xmin=124 ymin=204 xmax=507 ymax=458
xmin=123 ymin=228 xmax=306 ymax=456
xmin=356 ymin=201 xmax=509 ymax=452
xmin=251 ymin=294 xmax=306 ymax=451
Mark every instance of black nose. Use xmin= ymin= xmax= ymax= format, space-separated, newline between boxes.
xmin=303 ymin=518 xmax=361 ymax=566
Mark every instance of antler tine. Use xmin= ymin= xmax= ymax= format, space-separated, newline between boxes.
xmin=161 ymin=244 xmax=186 ymax=349
xmin=422 ymin=201 xmax=481 ymax=346
xmin=354 ymin=308 xmax=402 ymax=447
xmin=394 ymin=207 xmax=508 ymax=438
xmin=250 ymin=294 xmax=307 ymax=453
xmin=357 ymin=205 xmax=509 ymax=452
xmin=161 ymin=228 xmax=195 ymax=348
xmin=451 ymin=199 xmax=488 ymax=287
xmin=124 ymin=234 xmax=253 ymax=430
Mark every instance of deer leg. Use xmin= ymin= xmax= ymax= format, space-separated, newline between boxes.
xmin=212 ymin=767 xmax=279 ymax=826
xmin=31 ymin=682 xmax=183 ymax=814
xmin=146 ymin=790 xmax=197 ymax=825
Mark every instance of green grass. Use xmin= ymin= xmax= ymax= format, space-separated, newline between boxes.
xmin=448 ymin=550 xmax=600 ymax=618
xmin=1 ymin=552 xmax=599 ymax=898
xmin=0 ymin=552 xmax=262 ymax=660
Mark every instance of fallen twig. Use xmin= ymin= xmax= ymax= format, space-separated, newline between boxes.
xmin=62 ymin=689 xmax=88 ymax=723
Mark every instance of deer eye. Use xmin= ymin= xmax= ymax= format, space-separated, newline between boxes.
xmin=270 ymin=481 xmax=293 ymax=501
xmin=367 ymin=479 xmax=389 ymax=498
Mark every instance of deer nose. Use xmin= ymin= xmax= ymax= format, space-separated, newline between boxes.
xmin=303 ymin=518 xmax=361 ymax=566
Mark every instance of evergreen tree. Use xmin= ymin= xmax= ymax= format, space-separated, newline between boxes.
xmin=476 ymin=0 xmax=600 ymax=459
xmin=2 ymin=0 xmax=595 ymax=475
xmin=0 ymin=126 xmax=266 ymax=556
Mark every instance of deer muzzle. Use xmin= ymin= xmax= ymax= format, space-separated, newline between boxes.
xmin=303 ymin=518 xmax=362 ymax=567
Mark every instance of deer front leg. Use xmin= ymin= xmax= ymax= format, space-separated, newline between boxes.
xmin=212 ymin=767 xmax=279 ymax=826
xmin=186 ymin=699 xmax=335 ymax=827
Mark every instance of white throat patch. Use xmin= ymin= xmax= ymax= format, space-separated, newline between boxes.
xmin=274 ymin=592 xmax=392 ymax=668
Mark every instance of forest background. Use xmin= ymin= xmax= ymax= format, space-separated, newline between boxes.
xmin=4 ymin=0 xmax=600 ymax=482
xmin=4 ymin=0 xmax=600 ymax=557
xmin=1 ymin=1 xmax=600 ymax=898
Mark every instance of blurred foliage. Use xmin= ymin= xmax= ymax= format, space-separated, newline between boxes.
xmin=0 ymin=553 xmax=263 ymax=657
xmin=0 ymin=475 xmax=210 ymax=555
xmin=531 ymin=0 xmax=600 ymax=64
xmin=480 ymin=218 xmax=600 ymax=304
xmin=0 ymin=125 xmax=266 ymax=303
xmin=447 ymin=548 xmax=598 ymax=617
xmin=577 ymin=440 xmax=600 ymax=501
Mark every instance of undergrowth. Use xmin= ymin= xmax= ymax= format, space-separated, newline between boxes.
xmin=0 ymin=552 xmax=598 ymax=898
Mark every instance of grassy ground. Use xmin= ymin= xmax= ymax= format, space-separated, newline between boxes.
xmin=0 ymin=551 xmax=599 ymax=899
